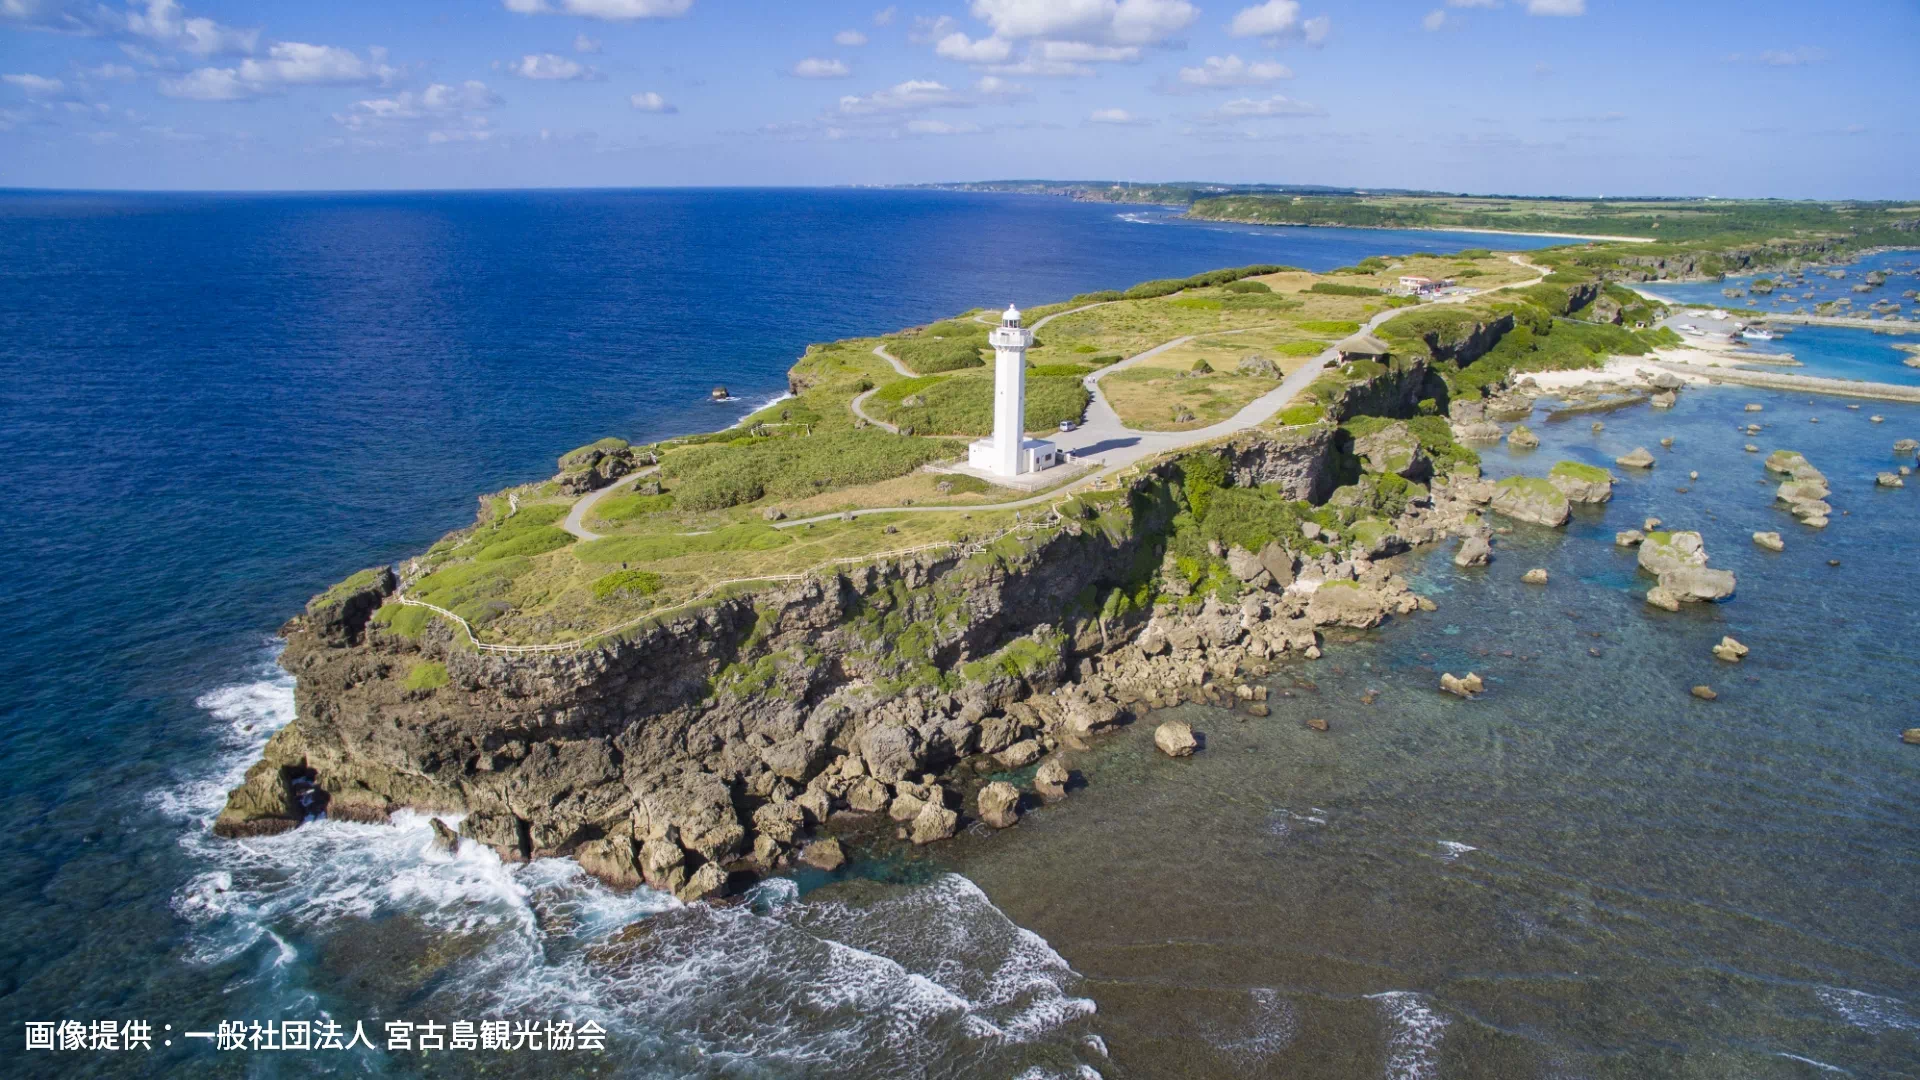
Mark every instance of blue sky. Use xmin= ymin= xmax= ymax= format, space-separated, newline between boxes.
xmin=1 ymin=0 xmax=1914 ymax=196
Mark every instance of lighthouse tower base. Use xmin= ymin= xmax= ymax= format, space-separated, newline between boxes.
xmin=967 ymin=435 xmax=1059 ymax=476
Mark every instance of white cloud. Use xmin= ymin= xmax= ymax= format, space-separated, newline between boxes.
xmin=1229 ymin=0 xmax=1298 ymax=37
xmin=1177 ymin=54 xmax=1291 ymax=87
xmin=161 ymin=43 xmax=400 ymax=101
xmin=337 ymin=81 xmax=500 ymax=126
xmin=793 ymin=57 xmax=851 ymax=78
xmin=970 ymin=0 xmax=1198 ymax=46
xmin=1525 ymin=0 xmax=1583 ymax=14
xmin=874 ymin=6 xmax=897 ymax=26
xmin=1449 ymin=0 xmax=1499 ymax=6
xmin=503 ymin=0 xmax=692 ymax=19
xmin=837 ymin=79 xmax=964 ymax=115
xmin=334 ymin=80 xmax=501 ymax=144
xmin=629 ymin=90 xmax=675 ymax=112
xmin=512 ymin=53 xmax=598 ymax=79
xmin=1757 ymin=47 xmax=1827 ymax=67
xmin=1422 ymin=9 xmax=1447 ymax=30
xmin=936 ymin=32 xmax=1013 ymax=63
xmin=1302 ymin=14 xmax=1330 ymax=43
xmin=82 ymin=62 xmax=139 ymax=80
xmin=974 ymin=74 xmax=1030 ymax=98
xmin=909 ymin=14 xmax=957 ymax=43
xmin=3 ymin=73 xmax=66 ymax=96
xmin=124 ymin=0 xmax=258 ymax=57
xmin=906 ymin=118 xmax=980 ymax=135
xmin=574 ymin=33 xmax=601 ymax=52
xmin=835 ymin=29 xmax=868 ymax=46
xmin=1216 ymin=94 xmax=1324 ymax=117
xmin=1088 ymin=107 xmax=1145 ymax=124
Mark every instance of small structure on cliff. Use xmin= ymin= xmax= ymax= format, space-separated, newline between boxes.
xmin=1336 ymin=332 xmax=1392 ymax=360
xmin=966 ymin=304 xmax=1059 ymax=478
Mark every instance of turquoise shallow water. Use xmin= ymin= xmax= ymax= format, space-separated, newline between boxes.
xmin=940 ymin=383 xmax=1920 ymax=1078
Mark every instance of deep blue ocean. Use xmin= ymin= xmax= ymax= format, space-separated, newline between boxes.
xmin=2 ymin=190 xmax=1914 ymax=1079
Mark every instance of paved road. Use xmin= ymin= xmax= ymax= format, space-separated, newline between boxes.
xmin=560 ymin=466 xmax=657 ymax=541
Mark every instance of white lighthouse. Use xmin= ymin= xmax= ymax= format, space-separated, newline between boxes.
xmin=967 ymin=304 xmax=1058 ymax=478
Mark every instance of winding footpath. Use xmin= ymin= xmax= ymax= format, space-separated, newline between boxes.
xmin=780 ymin=258 xmax=1550 ymax=528
xmin=560 ymin=466 xmax=658 ymax=541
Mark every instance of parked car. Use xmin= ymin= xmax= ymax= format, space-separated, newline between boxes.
xmin=1058 ymin=420 xmax=1077 ymax=432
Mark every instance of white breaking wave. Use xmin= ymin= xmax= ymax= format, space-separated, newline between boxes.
xmin=724 ymin=389 xmax=794 ymax=426
xmin=1776 ymin=1052 xmax=1851 ymax=1075
xmin=1367 ymin=991 xmax=1449 ymax=1080
xmin=1436 ymin=841 xmax=1477 ymax=862
xmin=1815 ymin=986 xmax=1918 ymax=1034
xmin=156 ymin=655 xmax=1099 ymax=1077
xmin=1203 ymin=987 xmax=1297 ymax=1068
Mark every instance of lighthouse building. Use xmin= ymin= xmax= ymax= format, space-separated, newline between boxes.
xmin=966 ymin=304 xmax=1059 ymax=478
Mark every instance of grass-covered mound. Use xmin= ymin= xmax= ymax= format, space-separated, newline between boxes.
xmin=451 ymin=503 xmax=575 ymax=562
xmin=662 ymin=429 xmax=960 ymax=511
xmin=876 ymin=375 xmax=1090 ymax=435
xmin=888 ymin=320 xmax=989 ymax=374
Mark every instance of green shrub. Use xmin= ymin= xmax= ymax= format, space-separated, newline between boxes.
xmin=576 ymin=523 xmax=793 ymax=564
xmin=1296 ymin=320 xmax=1362 ymax=335
xmin=1310 ymin=282 xmax=1384 ymax=297
xmin=371 ymin=603 xmax=432 ymax=640
xmin=1191 ymin=358 xmax=1214 ymax=374
xmin=404 ymin=661 xmax=449 ymax=691
xmin=594 ymin=492 xmax=676 ymax=520
xmin=558 ymin=437 xmax=628 ymax=471
xmin=1176 ymin=452 xmax=1230 ymax=521
xmin=1406 ymin=416 xmax=1481 ymax=472
xmin=476 ymin=526 xmax=574 ymax=562
xmin=663 ymin=430 xmax=958 ymax=511
xmin=1220 ymin=292 xmax=1303 ymax=311
xmin=410 ymin=557 xmax=530 ymax=615
xmin=453 ymin=502 xmax=569 ymax=560
xmin=881 ymin=376 xmax=1088 ymax=436
xmin=1275 ymin=340 xmax=1330 ymax=357
xmin=1278 ymin=403 xmax=1324 ymax=425
xmin=1027 ymin=363 xmax=1094 ymax=377
xmin=1224 ymin=279 xmax=1272 ymax=294
xmin=1169 ymin=296 xmax=1223 ymax=311
xmin=591 ymin=569 xmax=664 ymax=600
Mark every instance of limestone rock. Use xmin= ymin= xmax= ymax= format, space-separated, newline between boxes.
xmin=1226 ymin=545 xmax=1267 ymax=582
xmin=800 ymin=837 xmax=846 ymax=871
xmin=1489 ymin=476 xmax=1572 ymax=527
xmin=1690 ymin=685 xmax=1718 ymax=701
xmin=845 ymin=777 xmax=892 ymax=813
xmin=1548 ymin=461 xmax=1615 ymax=503
xmin=995 ymin=739 xmax=1043 ymax=768
xmin=1650 ymin=391 xmax=1677 ymax=409
xmin=1440 ymin=672 xmax=1483 ymax=698
xmin=977 ymin=782 xmax=1020 ymax=828
xmin=1894 ymin=438 xmax=1919 ymax=454
xmin=1616 ymin=447 xmax=1657 ymax=469
xmin=1745 ymin=404 xmax=1763 ymax=412
xmin=640 ymin=837 xmax=687 ymax=893
xmin=1904 ymin=729 xmax=1920 ymax=745
xmin=908 ymin=801 xmax=959 ymax=845
xmin=1645 ymin=587 xmax=1681 ymax=611
xmin=1352 ymin=421 xmax=1431 ymax=480
xmin=575 ymin=835 xmax=643 ymax=889
xmin=1523 ymin=568 xmax=1549 ymax=585
xmin=1877 ymin=472 xmax=1905 ymax=488
xmin=1507 ymin=424 xmax=1540 ymax=449
xmin=1753 ymin=531 xmax=1785 ymax=551
xmin=1638 ymin=531 xmax=1709 ymax=576
xmin=1307 ymin=581 xmax=1392 ymax=629
xmin=1154 ymin=721 xmax=1198 ymax=758
xmin=1034 ymin=760 xmax=1070 ymax=800
xmin=1064 ymin=696 xmax=1124 ymax=737
xmin=1615 ymin=529 xmax=1645 ymax=547
xmin=1764 ymin=449 xmax=1809 ymax=475
xmin=675 ymin=861 xmax=729 ymax=903
xmin=1658 ymin=565 xmax=1737 ymax=603
xmin=1454 ymin=536 xmax=1492 ymax=567
xmin=1712 ymin=636 xmax=1749 ymax=662
xmin=1305 ymin=717 xmax=1329 ymax=732
xmin=429 ymin=817 xmax=461 ymax=854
